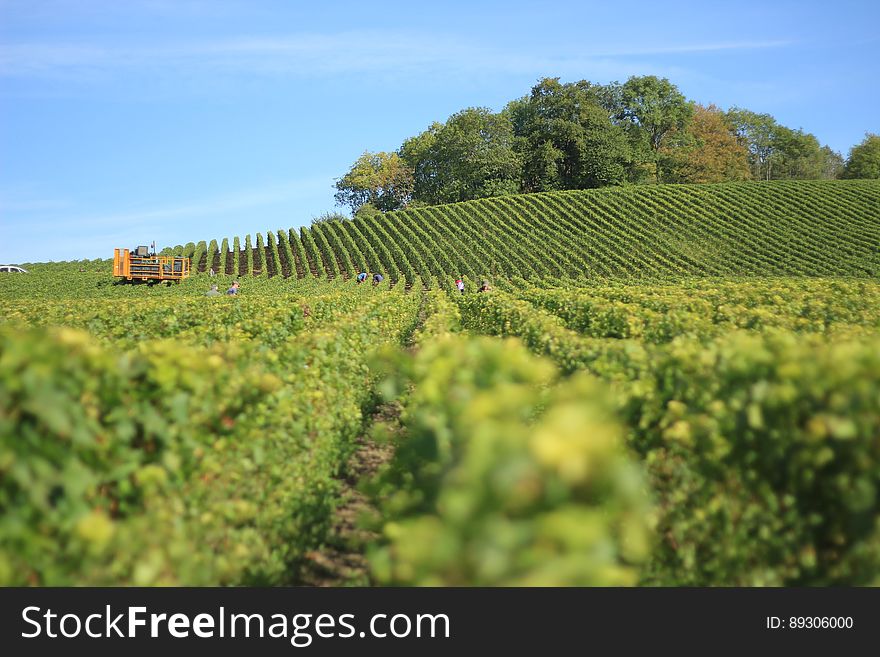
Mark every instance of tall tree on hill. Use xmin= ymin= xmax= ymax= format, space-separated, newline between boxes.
xmin=841 ymin=133 xmax=880 ymax=179
xmin=819 ymin=146 xmax=846 ymax=180
xmin=726 ymin=108 xmax=778 ymax=180
xmin=399 ymin=122 xmax=441 ymax=204
xmin=334 ymin=151 xmax=414 ymax=214
xmin=772 ymin=127 xmax=843 ymax=180
xmin=507 ymin=77 xmax=630 ymax=191
xmin=662 ymin=104 xmax=751 ymax=183
xmin=728 ymin=108 xmax=844 ymax=181
xmin=400 ymin=108 xmax=522 ymax=205
xmin=604 ymin=76 xmax=693 ymax=182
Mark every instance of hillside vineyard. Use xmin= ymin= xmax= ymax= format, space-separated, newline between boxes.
xmin=170 ymin=180 xmax=880 ymax=283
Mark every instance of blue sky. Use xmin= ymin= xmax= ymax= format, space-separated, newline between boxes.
xmin=1 ymin=0 xmax=877 ymax=263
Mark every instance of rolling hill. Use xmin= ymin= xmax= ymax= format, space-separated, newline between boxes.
xmin=173 ymin=179 xmax=880 ymax=282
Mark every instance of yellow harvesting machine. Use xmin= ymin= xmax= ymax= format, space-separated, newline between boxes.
xmin=113 ymin=245 xmax=191 ymax=282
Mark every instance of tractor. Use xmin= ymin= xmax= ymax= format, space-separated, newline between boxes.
xmin=113 ymin=243 xmax=191 ymax=283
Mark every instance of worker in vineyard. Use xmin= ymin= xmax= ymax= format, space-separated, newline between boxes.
xmin=226 ymin=281 xmax=240 ymax=295
xmin=372 ymin=272 xmax=384 ymax=285
xmin=205 ymin=284 xmax=221 ymax=297
xmin=456 ymin=278 xmax=465 ymax=294
xmin=357 ymin=271 xmax=368 ymax=284
xmin=479 ymin=281 xmax=491 ymax=293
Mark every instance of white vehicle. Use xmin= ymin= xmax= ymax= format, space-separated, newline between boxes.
xmin=0 ymin=265 xmax=29 ymax=273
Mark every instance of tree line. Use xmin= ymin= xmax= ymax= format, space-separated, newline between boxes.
xmin=333 ymin=75 xmax=879 ymax=215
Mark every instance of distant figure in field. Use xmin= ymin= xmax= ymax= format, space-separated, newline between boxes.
xmin=226 ymin=281 xmax=240 ymax=295
xmin=209 ymin=267 xmax=216 ymax=277
xmin=205 ymin=284 xmax=221 ymax=297
xmin=456 ymin=278 xmax=465 ymax=294
xmin=372 ymin=273 xmax=384 ymax=285
xmin=357 ymin=271 xmax=368 ymax=284
xmin=479 ymin=281 xmax=491 ymax=293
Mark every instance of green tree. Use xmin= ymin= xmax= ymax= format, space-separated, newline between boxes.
xmin=728 ymin=108 xmax=844 ymax=181
xmin=311 ymin=211 xmax=349 ymax=225
xmin=507 ymin=77 xmax=630 ymax=191
xmin=400 ymin=108 xmax=522 ymax=205
xmin=727 ymin=108 xmax=785 ymax=180
xmin=772 ymin=127 xmax=839 ymax=180
xmin=334 ymin=151 xmax=414 ymax=214
xmin=613 ymin=76 xmax=693 ymax=182
xmin=399 ymin=123 xmax=441 ymax=204
xmin=842 ymin=134 xmax=880 ymax=179
xmin=819 ymin=146 xmax=845 ymax=179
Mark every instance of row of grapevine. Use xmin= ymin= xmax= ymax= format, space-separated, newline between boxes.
xmin=453 ymin=282 xmax=880 ymax=584
xmin=232 ymin=236 xmax=241 ymax=277
xmin=220 ymin=238 xmax=230 ymax=274
xmin=515 ymin=279 xmax=880 ymax=342
xmin=339 ymin=221 xmax=382 ymax=274
xmin=289 ymin=228 xmax=309 ymax=278
xmin=0 ymin=281 xmax=421 ymax=585
xmin=330 ymin=221 xmax=366 ymax=274
xmin=366 ymin=291 xmax=652 ymax=585
xmin=316 ymin=223 xmax=344 ymax=278
xmin=299 ymin=227 xmax=322 ymax=277
xmin=276 ymin=229 xmax=294 ymax=277
xmin=321 ymin=222 xmax=356 ymax=277
xmin=265 ymin=231 xmax=280 ymax=277
xmin=207 ymin=239 xmax=219 ymax=274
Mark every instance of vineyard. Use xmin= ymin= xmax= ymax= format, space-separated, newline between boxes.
xmin=2 ymin=179 xmax=880 ymax=587
xmin=156 ymin=180 xmax=880 ymax=283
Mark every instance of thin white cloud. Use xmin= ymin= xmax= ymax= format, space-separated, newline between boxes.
xmin=0 ymin=33 xmax=796 ymax=80
xmin=42 ymin=176 xmax=331 ymax=231
xmin=597 ymin=40 xmax=795 ymax=56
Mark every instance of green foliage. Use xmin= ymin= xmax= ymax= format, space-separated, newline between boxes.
xmin=254 ymin=233 xmax=266 ymax=276
xmin=612 ymin=75 xmax=693 ymax=181
xmin=354 ymin=203 xmax=381 ymax=221
xmin=332 ymin=75 xmax=853 ymax=196
xmin=401 ymin=107 xmax=522 ymax=205
xmin=625 ymin=331 xmax=880 ymax=585
xmin=312 ymin=211 xmax=349 ymax=225
xmin=727 ymin=108 xmax=843 ymax=181
xmin=0 ymin=278 xmax=422 ymax=585
xmin=334 ymin=151 xmax=414 ymax=213
xmin=368 ymin=327 xmax=652 ymax=585
xmin=508 ymin=77 xmax=630 ymax=191
xmin=842 ymin=134 xmax=880 ymax=179
xmin=456 ymin=278 xmax=880 ymax=585
xmin=244 ymin=234 xmax=254 ymax=277
xmin=232 ymin=236 xmax=241 ymax=276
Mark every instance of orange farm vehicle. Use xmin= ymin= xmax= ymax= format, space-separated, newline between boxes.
xmin=113 ymin=246 xmax=191 ymax=282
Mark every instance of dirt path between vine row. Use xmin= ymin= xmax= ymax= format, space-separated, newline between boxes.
xmin=295 ymin=401 xmax=402 ymax=586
